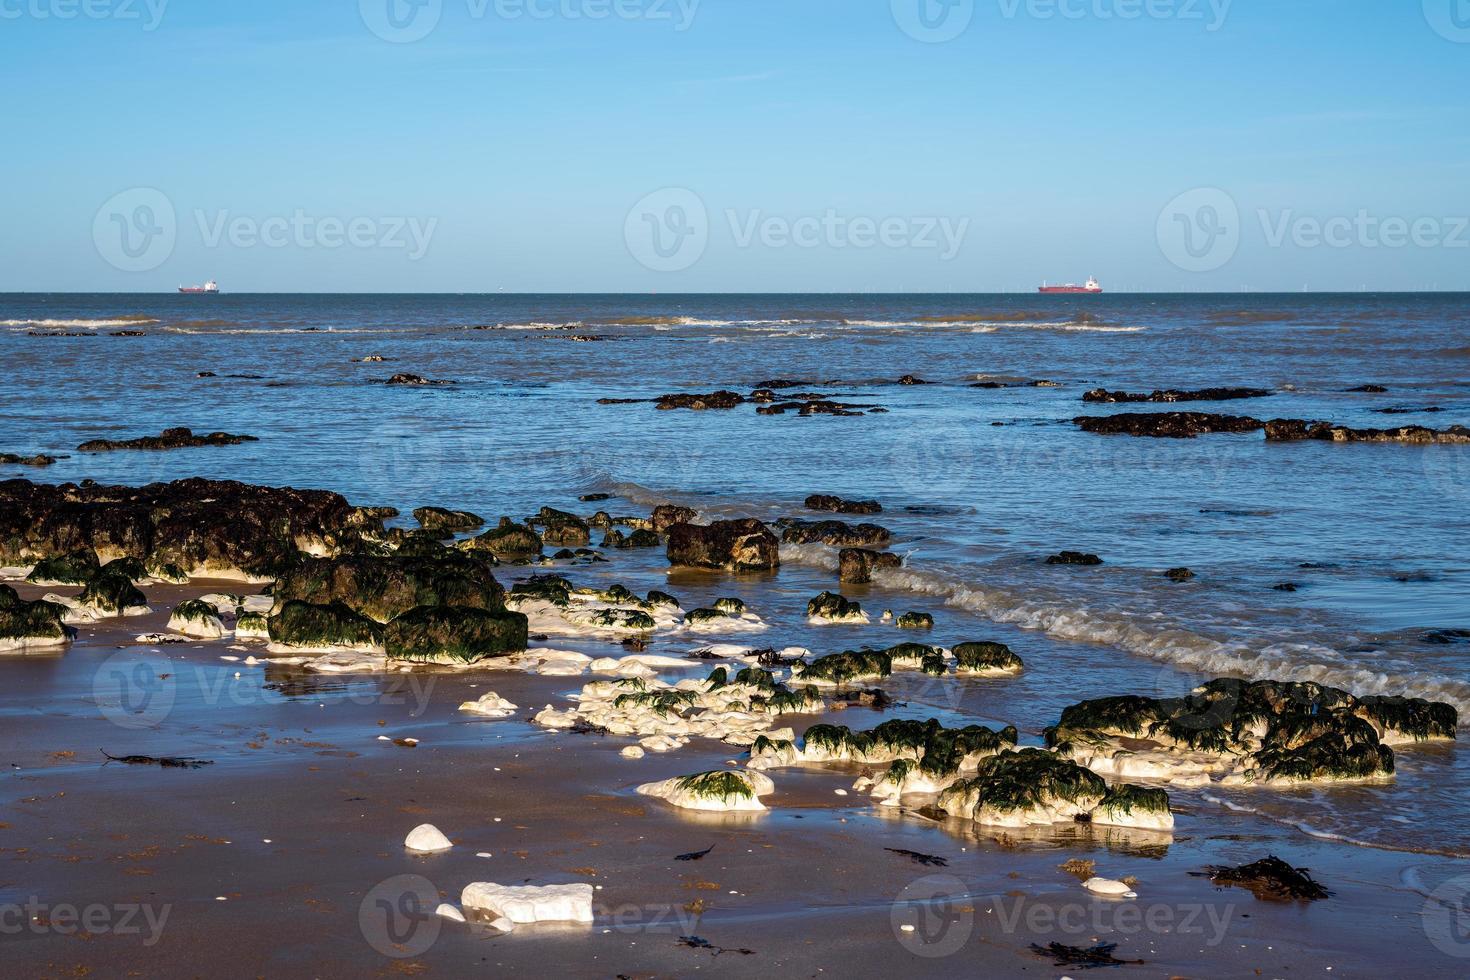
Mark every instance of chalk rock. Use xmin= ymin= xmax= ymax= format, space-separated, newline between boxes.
xmin=637 ymin=769 xmax=773 ymax=812
xmin=404 ymin=823 xmax=454 ymax=853
xmin=620 ymin=745 xmax=646 ymax=759
xmin=435 ymin=903 xmax=466 ymax=923
xmin=459 ymin=692 xmax=519 ymax=718
xmin=461 ymin=882 xmax=595 ymax=925
xmin=1082 ymin=877 xmax=1137 ymax=899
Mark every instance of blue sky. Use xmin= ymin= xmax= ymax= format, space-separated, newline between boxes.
xmin=1 ymin=0 xmax=1467 ymax=292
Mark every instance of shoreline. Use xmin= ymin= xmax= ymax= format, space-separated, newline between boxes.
xmin=2 ymin=474 xmax=1468 ymax=975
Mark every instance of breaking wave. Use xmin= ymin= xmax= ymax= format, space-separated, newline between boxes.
xmin=781 ymin=542 xmax=1470 ymax=717
xmin=4 ymin=317 xmax=160 ymax=329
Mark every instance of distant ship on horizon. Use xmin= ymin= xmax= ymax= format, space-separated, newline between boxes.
xmin=1038 ymin=276 xmax=1102 ymax=294
xmin=179 ymin=279 xmax=219 ymax=295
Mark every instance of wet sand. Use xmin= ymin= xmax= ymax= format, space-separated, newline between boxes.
xmin=3 ymin=581 xmax=1467 ymax=977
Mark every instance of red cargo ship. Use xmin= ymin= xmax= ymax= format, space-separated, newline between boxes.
xmin=1038 ymin=276 xmax=1101 ymax=294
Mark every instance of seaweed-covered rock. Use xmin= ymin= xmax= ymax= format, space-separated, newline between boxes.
xmin=565 ymin=607 xmax=657 ymax=633
xmin=0 ymin=453 xmax=56 ymax=467
xmin=713 ymin=597 xmax=746 ymax=615
xmin=267 ymin=600 xmax=383 ymax=652
xmin=780 ymin=519 xmax=891 ymax=548
xmin=1165 ymin=567 xmax=1195 ymax=582
xmin=1357 ymin=695 xmax=1458 ymax=744
xmin=384 ymin=605 xmax=529 ymax=663
xmin=685 ymin=607 xmax=732 ymax=625
xmin=271 ymin=552 xmax=505 ymax=624
xmin=636 ymin=769 xmax=773 ymax=811
xmin=384 ymin=373 xmax=455 ymax=386
xmin=167 ymin=598 xmax=225 ymax=638
xmin=666 ymin=519 xmax=779 ymax=572
xmin=234 ymin=610 xmax=270 ymax=639
xmin=76 ymin=427 xmax=258 ymax=452
xmin=78 ymin=572 xmax=149 ymax=616
xmin=0 ymin=586 xmax=72 ymax=651
xmin=98 ymin=556 xmax=149 ymax=583
xmin=412 ymin=506 xmax=485 ymax=532
xmin=534 ymin=507 xmax=591 ymax=547
xmin=793 ymin=649 xmax=891 ymax=686
xmin=805 ymin=494 xmax=882 ymax=515
xmin=652 ymin=504 xmax=697 ymax=533
xmin=1046 ymin=551 xmax=1103 ymax=566
xmin=0 ymin=478 xmax=375 ymax=581
xmin=1264 ymin=419 xmax=1470 ymax=444
xmin=463 ymin=518 xmax=543 ymax=558
xmin=1047 ymin=677 xmax=1454 ymax=787
xmin=806 ymin=591 xmax=868 ymax=624
xmin=896 ymin=611 xmax=933 ymax=630
xmin=145 ymin=558 xmax=190 ymax=584
xmin=1090 ymin=783 xmax=1174 ymax=831
xmin=509 ymin=574 xmax=574 ymax=607
xmin=937 ymin=749 xmax=1110 ymax=828
xmin=654 ymin=391 xmax=746 ymax=411
xmin=839 ymin=548 xmax=903 ymax=585
xmin=800 ymin=719 xmax=1017 ymax=775
xmin=952 ymin=641 xmax=1025 ymax=675
xmin=600 ymin=528 xmax=661 ymax=549
xmin=1083 ymin=387 xmax=1272 ymax=404
xmin=26 ymin=550 xmax=100 ymax=586
xmin=1074 ymin=412 xmax=1265 ymax=439
xmin=646 ymin=590 xmax=680 ymax=610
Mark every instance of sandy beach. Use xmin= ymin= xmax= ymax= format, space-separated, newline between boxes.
xmin=4 ymin=552 xmax=1468 ymax=978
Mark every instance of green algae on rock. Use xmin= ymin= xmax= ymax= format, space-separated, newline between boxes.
xmin=384 ymin=605 xmax=529 ymax=663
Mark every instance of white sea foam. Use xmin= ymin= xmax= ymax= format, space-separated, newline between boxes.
xmin=779 ymin=542 xmax=1470 ymax=717
xmin=4 ymin=318 xmax=160 ymax=329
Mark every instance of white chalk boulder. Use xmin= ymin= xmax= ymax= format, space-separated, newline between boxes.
xmin=461 ymin=882 xmax=595 ymax=925
xmin=637 ymin=769 xmax=773 ymax=812
xmin=404 ymin=823 xmax=454 ymax=853
xmin=1082 ymin=877 xmax=1137 ymax=899
xmin=459 ymin=692 xmax=519 ymax=718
